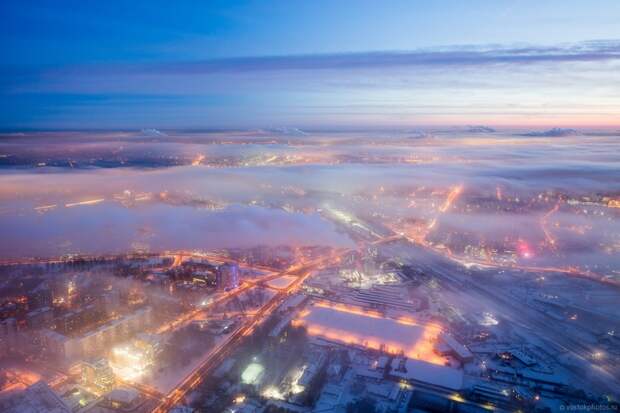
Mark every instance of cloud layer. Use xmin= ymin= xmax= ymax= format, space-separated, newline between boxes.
xmin=3 ymin=40 xmax=620 ymax=129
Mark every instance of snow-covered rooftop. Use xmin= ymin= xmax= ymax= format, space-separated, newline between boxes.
xmin=293 ymin=302 xmax=444 ymax=363
xmin=390 ymin=357 xmax=464 ymax=390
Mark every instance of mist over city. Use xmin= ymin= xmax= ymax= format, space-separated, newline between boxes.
xmin=1 ymin=2 xmax=619 ymax=413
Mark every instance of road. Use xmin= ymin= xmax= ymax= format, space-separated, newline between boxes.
xmin=155 ymin=282 xmax=252 ymax=335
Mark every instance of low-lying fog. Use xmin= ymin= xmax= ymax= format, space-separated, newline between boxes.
xmin=1 ymin=129 xmax=618 ymax=278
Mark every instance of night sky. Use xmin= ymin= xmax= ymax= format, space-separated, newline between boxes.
xmin=2 ymin=1 xmax=620 ymax=129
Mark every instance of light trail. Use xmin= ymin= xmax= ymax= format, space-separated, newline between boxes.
xmin=191 ymin=154 xmax=205 ymax=166
xmin=33 ymin=204 xmax=57 ymax=212
xmin=439 ymin=185 xmax=463 ymax=213
xmin=170 ymin=254 xmax=185 ymax=268
xmin=427 ymin=218 xmax=437 ymax=230
xmin=540 ymin=201 xmax=560 ymax=249
xmin=264 ymin=155 xmax=278 ymax=164
xmin=65 ymin=198 xmax=105 ymax=208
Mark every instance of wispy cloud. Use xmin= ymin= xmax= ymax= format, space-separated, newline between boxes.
xmin=26 ymin=39 xmax=620 ymax=79
xmin=520 ymin=127 xmax=579 ymax=137
xmin=3 ymin=40 xmax=620 ymax=129
xmin=142 ymin=40 xmax=620 ymax=74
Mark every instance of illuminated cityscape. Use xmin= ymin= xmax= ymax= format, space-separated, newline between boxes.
xmin=1 ymin=2 xmax=620 ymax=413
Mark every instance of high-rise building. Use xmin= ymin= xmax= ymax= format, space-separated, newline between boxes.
xmin=26 ymin=307 xmax=53 ymax=330
xmin=0 ymin=318 xmax=18 ymax=357
xmin=217 ymin=263 xmax=239 ymax=291
xmin=41 ymin=307 xmax=153 ymax=361
xmin=31 ymin=282 xmax=53 ymax=309
xmin=81 ymin=358 xmax=116 ymax=394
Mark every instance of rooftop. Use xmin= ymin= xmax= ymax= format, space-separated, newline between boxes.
xmin=390 ymin=357 xmax=464 ymax=390
xmin=0 ymin=381 xmax=70 ymax=413
xmin=293 ymin=301 xmax=444 ymax=364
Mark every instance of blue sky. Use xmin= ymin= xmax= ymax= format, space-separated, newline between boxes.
xmin=2 ymin=1 xmax=620 ymax=129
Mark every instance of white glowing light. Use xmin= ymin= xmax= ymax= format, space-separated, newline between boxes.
xmin=479 ymin=312 xmax=499 ymax=326
xmin=241 ymin=363 xmax=264 ymax=385
xmin=262 ymin=386 xmax=284 ymax=400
